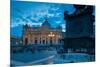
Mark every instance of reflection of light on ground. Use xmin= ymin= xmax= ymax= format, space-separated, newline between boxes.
xmin=11 ymin=50 xmax=56 ymax=66
xmin=53 ymin=53 xmax=95 ymax=64
xmin=11 ymin=50 xmax=95 ymax=66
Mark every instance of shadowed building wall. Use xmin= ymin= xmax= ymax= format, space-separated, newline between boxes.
xmin=64 ymin=5 xmax=95 ymax=52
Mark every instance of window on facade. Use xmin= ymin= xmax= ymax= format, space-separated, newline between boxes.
xmin=46 ymin=38 xmax=48 ymax=44
xmin=50 ymin=38 xmax=52 ymax=45
xmin=40 ymin=40 xmax=41 ymax=44
xmin=39 ymin=38 xmax=41 ymax=44
xmin=59 ymin=39 xmax=61 ymax=44
xmin=25 ymin=38 xmax=28 ymax=45
xmin=34 ymin=38 xmax=37 ymax=44
xmin=35 ymin=39 xmax=37 ymax=44
xmin=43 ymin=40 xmax=45 ymax=44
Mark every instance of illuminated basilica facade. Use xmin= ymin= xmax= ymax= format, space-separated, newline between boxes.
xmin=22 ymin=19 xmax=63 ymax=45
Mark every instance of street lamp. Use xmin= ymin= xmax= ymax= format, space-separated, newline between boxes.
xmin=48 ymin=32 xmax=55 ymax=37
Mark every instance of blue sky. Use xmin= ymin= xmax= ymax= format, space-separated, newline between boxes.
xmin=10 ymin=1 xmax=76 ymax=37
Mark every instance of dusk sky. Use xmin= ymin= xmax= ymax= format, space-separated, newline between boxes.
xmin=10 ymin=1 xmax=76 ymax=37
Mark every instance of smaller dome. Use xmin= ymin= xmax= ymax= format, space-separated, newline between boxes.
xmin=42 ymin=19 xmax=51 ymax=27
xmin=24 ymin=24 xmax=29 ymax=28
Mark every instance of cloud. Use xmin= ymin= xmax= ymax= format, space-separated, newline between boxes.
xmin=61 ymin=24 xmax=66 ymax=29
xmin=27 ymin=22 xmax=42 ymax=27
xmin=26 ymin=15 xmax=39 ymax=22
xmin=11 ymin=19 xmax=42 ymax=27
xmin=56 ymin=13 xmax=62 ymax=16
xmin=50 ymin=7 xmax=60 ymax=11
xmin=62 ymin=29 xmax=66 ymax=32
xmin=60 ymin=24 xmax=66 ymax=32
xmin=11 ymin=1 xmax=65 ymax=30
xmin=11 ymin=15 xmax=42 ymax=28
xmin=55 ymin=21 xmax=61 ymax=24
xmin=48 ymin=13 xmax=55 ymax=17
xmin=11 ymin=19 xmax=26 ymax=27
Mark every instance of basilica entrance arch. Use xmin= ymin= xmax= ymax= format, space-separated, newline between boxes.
xmin=25 ymin=38 xmax=28 ymax=45
xmin=50 ymin=38 xmax=53 ymax=45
